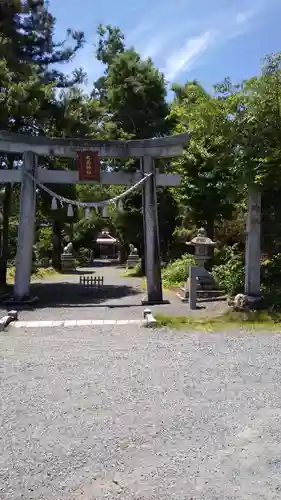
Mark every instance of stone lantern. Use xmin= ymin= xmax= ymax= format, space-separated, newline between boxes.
xmin=179 ymin=227 xmax=220 ymax=301
xmin=188 ymin=227 xmax=216 ymax=267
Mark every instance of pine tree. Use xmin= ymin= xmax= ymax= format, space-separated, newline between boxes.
xmin=0 ymin=0 xmax=86 ymax=282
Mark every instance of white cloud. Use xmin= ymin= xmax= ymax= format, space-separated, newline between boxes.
xmin=141 ymin=36 xmax=167 ymax=60
xmin=157 ymin=4 xmax=263 ymax=82
xmin=127 ymin=20 xmax=153 ymax=45
xmin=56 ymin=0 xmax=266 ymax=89
xmin=235 ymin=11 xmax=254 ymax=24
xmin=163 ymin=30 xmax=217 ymax=82
xmin=125 ymin=3 xmax=263 ymax=83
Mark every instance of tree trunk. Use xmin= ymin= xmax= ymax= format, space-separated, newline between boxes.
xmin=206 ymin=218 xmax=215 ymax=265
xmin=118 ymin=245 xmax=127 ymax=264
xmin=52 ymin=219 xmax=62 ymax=271
xmin=206 ymin=218 xmax=215 ymax=240
xmin=0 ymin=185 xmax=12 ymax=286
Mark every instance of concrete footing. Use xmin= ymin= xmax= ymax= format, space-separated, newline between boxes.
xmin=143 ymin=308 xmax=157 ymax=327
xmin=0 ymin=310 xmax=18 ymax=331
xmin=1 ymin=295 xmax=38 ymax=307
xmin=142 ymin=298 xmax=170 ymax=306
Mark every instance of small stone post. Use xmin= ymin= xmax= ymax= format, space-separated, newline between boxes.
xmin=244 ymin=188 xmax=261 ymax=297
xmin=189 ymin=265 xmax=197 ymax=310
xmin=14 ymin=151 xmax=37 ymax=299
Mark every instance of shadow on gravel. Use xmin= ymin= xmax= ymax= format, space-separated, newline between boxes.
xmin=19 ymin=282 xmax=142 ymax=310
xmin=91 ymin=259 xmax=120 ymax=268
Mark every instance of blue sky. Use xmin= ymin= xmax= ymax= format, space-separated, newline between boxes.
xmin=49 ymin=0 xmax=281 ymax=94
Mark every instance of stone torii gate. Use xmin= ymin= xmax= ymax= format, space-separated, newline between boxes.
xmin=0 ymin=131 xmax=189 ymax=304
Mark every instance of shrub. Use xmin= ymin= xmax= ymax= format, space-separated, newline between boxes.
xmin=212 ymin=246 xmax=244 ymax=296
xmin=212 ymin=243 xmax=242 ymax=266
xmin=123 ymin=262 xmax=143 ymax=277
xmin=213 ymin=250 xmax=281 ymax=305
xmin=78 ymin=247 xmax=91 ymax=265
xmin=261 ymin=254 xmax=281 ymax=307
xmin=261 ymin=254 xmax=281 ymax=287
xmin=162 ymin=253 xmax=195 ymax=287
xmin=36 ymin=226 xmax=52 ymax=259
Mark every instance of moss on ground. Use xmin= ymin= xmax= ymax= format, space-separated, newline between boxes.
xmin=121 ymin=267 xmax=143 ymax=278
xmin=6 ymin=267 xmax=58 ymax=285
xmin=155 ymin=310 xmax=281 ymax=332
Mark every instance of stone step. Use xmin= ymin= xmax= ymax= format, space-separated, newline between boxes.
xmin=179 ymin=287 xmax=226 ymax=299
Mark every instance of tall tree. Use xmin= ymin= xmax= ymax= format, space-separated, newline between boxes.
xmin=91 ymin=25 xmax=177 ymax=261
xmin=0 ymin=0 xmax=86 ymax=278
xmin=93 ymin=24 xmax=169 ymax=140
xmin=169 ymin=81 xmax=237 ymax=238
xmin=225 ymin=54 xmax=281 ymax=255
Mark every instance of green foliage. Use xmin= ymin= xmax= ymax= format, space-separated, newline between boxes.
xmin=213 ymin=250 xmax=281 ymax=305
xmin=122 ymin=262 xmax=143 ymax=277
xmin=260 ymin=254 xmax=281 ymax=306
xmin=94 ymin=24 xmax=169 ymax=140
xmin=77 ymin=247 xmax=91 ymax=265
xmin=262 ymin=254 xmax=281 ymax=285
xmin=7 ymin=220 xmax=18 ymax=260
xmin=168 ymin=81 xmax=237 ymax=237
xmin=6 ymin=266 xmax=57 ymax=284
xmin=72 ymin=216 xmax=98 ymax=249
xmin=36 ymin=226 xmax=52 ymax=259
xmin=162 ymin=254 xmax=195 ymax=287
xmin=155 ymin=310 xmax=281 ymax=331
xmin=212 ymin=247 xmax=244 ymax=296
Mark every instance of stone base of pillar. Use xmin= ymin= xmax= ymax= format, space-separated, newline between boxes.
xmin=246 ymin=295 xmax=263 ymax=309
xmin=228 ymin=293 xmax=264 ymax=311
xmin=61 ymin=254 xmax=76 ymax=272
xmin=2 ymin=294 xmax=38 ymax=307
xmin=141 ymin=298 xmax=170 ymax=306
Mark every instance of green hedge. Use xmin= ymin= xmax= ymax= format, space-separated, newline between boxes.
xmin=162 ymin=253 xmax=195 ymax=287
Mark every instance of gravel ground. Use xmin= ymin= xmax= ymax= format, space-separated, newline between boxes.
xmin=1 ymin=324 xmax=281 ymax=499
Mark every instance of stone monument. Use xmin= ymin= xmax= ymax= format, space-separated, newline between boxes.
xmin=127 ymin=244 xmax=141 ymax=269
xmin=61 ymin=241 xmax=76 ymax=272
xmin=179 ymin=228 xmax=223 ymax=301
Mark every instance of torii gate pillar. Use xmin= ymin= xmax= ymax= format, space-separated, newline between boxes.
xmin=142 ymin=155 xmax=167 ymax=305
xmin=14 ymin=151 xmax=36 ymax=299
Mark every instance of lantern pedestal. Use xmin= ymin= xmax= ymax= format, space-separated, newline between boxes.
xmin=61 ymin=254 xmax=76 ymax=272
xmin=179 ymin=268 xmax=224 ymax=301
xmin=127 ymin=255 xmax=141 ymax=269
xmin=61 ymin=243 xmax=76 ymax=272
xmin=126 ymin=245 xmax=141 ymax=269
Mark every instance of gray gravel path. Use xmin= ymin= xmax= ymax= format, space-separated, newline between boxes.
xmin=11 ymin=263 xmax=228 ymax=322
xmin=1 ymin=325 xmax=281 ymax=499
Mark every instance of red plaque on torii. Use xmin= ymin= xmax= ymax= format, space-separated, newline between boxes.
xmin=76 ymin=151 xmax=100 ymax=181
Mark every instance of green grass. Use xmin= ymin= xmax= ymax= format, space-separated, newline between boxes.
xmin=120 ymin=262 xmax=144 ymax=278
xmin=122 ymin=271 xmax=174 ymax=293
xmin=7 ymin=266 xmax=59 ymax=285
xmin=155 ymin=310 xmax=281 ymax=332
xmin=121 ymin=268 xmax=143 ymax=278
xmin=121 ymin=256 xmax=192 ymax=291
xmin=161 ymin=254 xmax=195 ymax=289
